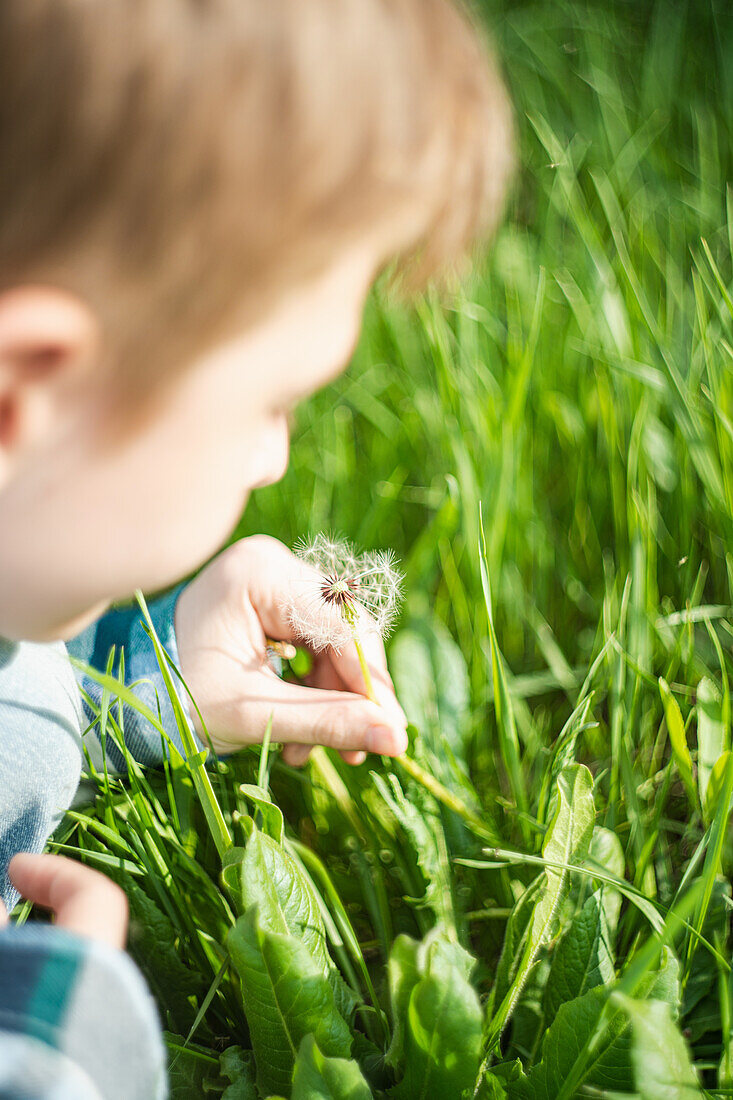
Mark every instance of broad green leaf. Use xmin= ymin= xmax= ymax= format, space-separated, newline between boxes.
xmin=221 ymin=846 xmax=248 ymax=901
xmin=543 ymin=890 xmax=616 ymax=1022
xmin=543 ymin=697 xmax=595 ymax=814
xmin=612 ymin=994 xmax=701 ymax=1098
xmin=476 ymin=1060 xmax=523 ymax=1099
xmin=219 ymin=1046 xmax=258 ymax=1100
xmin=388 ymin=930 xmax=482 ymax=1100
xmin=697 ymin=678 xmax=725 ymax=819
xmin=237 ymin=828 xmax=356 ymax=1023
xmin=164 ymin=1033 xmax=224 ymax=1099
xmin=390 ymin=618 xmax=470 ymax=760
xmin=227 ymin=907 xmax=351 ymax=1097
xmin=659 ymin=679 xmax=697 ymax=809
xmin=684 ymin=877 xmax=731 ymax=1009
xmin=509 ymin=953 xmax=552 ymax=1062
xmin=507 ymin=951 xmax=680 ymax=1100
xmin=646 ymin=948 xmax=682 ymax=1015
xmin=486 ymin=765 xmax=596 ymax=1049
xmin=507 ymin=988 xmax=629 ymax=1099
xmin=477 ymin=1076 xmax=508 ymax=1100
xmin=291 ymin=1035 xmax=372 ymax=1100
xmin=385 ymin=934 xmax=422 ymax=1070
xmin=239 ymin=829 xmax=329 ymax=967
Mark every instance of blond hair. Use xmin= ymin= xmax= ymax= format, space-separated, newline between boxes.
xmin=0 ymin=0 xmax=513 ymax=397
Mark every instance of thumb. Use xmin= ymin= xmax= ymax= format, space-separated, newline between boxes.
xmin=0 ymin=897 xmax=7 ymax=928
xmin=9 ymin=853 xmax=128 ymax=949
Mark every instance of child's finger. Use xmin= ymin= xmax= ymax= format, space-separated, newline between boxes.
xmin=341 ymin=750 xmax=368 ymax=765
xmin=240 ymin=676 xmax=407 ymax=756
xmin=306 ymin=641 xmax=405 ymax=725
xmin=9 ymin=853 xmax=128 ymax=949
xmin=281 ymin=742 xmax=366 ymax=768
xmin=281 ymin=743 xmax=312 ymax=767
xmin=0 ymin=898 xmax=7 ymax=928
xmin=282 ymin=741 xmax=367 ymax=767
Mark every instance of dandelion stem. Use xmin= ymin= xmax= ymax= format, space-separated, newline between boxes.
xmin=353 ymin=632 xmax=377 ymax=702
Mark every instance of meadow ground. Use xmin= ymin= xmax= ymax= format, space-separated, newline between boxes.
xmin=60 ymin=1 xmax=733 ymax=1096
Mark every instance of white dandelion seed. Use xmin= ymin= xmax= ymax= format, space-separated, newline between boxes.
xmin=283 ymin=533 xmax=404 ymax=653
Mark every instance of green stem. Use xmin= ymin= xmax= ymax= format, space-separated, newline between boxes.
xmin=354 ymin=633 xmax=377 ymax=702
xmin=136 ymin=592 xmax=232 ymax=859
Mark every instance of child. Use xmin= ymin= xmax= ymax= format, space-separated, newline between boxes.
xmin=0 ymin=0 xmax=512 ymax=1095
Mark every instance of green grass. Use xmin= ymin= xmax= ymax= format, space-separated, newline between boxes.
xmin=53 ymin=0 xmax=733 ymax=1095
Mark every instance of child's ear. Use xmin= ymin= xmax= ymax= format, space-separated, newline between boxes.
xmin=0 ymin=286 xmax=98 ymax=471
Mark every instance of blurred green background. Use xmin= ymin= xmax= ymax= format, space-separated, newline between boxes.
xmin=239 ymin=0 xmax=733 ymax=740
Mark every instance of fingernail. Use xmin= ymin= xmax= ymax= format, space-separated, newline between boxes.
xmin=367 ymin=724 xmax=407 ymax=755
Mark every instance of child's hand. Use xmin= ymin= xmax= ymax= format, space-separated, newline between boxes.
xmin=175 ymin=536 xmax=408 ymax=765
xmin=0 ymin=853 xmax=128 ymax=948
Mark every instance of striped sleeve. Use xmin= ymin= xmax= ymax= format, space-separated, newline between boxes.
xmin=0 ymin=923 xmax=167 ymax=1099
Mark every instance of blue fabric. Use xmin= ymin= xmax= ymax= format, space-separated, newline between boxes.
xmin=0 ymin=589 xmax=193 ymax=1098
xmin=0 ymin=639 xmax=83 ymax=913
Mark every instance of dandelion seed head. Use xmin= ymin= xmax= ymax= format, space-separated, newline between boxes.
xmin=282 ymin=533 xmax=404 ymax=653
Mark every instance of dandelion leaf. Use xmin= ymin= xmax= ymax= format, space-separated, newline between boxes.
xmin=372 ymin=771 xmax=456 ymax=929
xmin=125 ymin=879 xmax=207 ymax=1034
xmin=506 ymin=951 xmax=680 ymax=1099
xmin=659 ymin=678 xmax=696 ymax=808
xmin=613 ymin=994 xmax=701 ymax=1099
xmin=543 ymin=889 xmax=616 ymax=1022
xmin=238 ymin=783 xmax=285 ymax=843
xmin=385 ymin=934 xmax=422 ymax=1071
xmin=588 ymin=826 xmax=625 ymax=937
xmin=697 ymin=677 xmax=726 ymax=822
xmin=489 ymin=878 xmax=543 ymax=1020
xmin=291 ymin=1035 xmax=372 ymax=1100
xmin=219 ymin=1046 xmax=258 ymax=1100
xmin=387 ymin=928 xmax=482 ymax=1100
xmin=237 ymin=828 xmax=357 ymax=1023
xmin=164 ymin=1033 xmax=228 ymax=1099
xmin=227 ymin=906 xmax=351 ymax=1098
xmin=240 ymin=829 xmax=328 ymax=966
xmin=683 ymin=876 xmax=730 ymax=1022
xmin=486 ymin=765 xmax=596 ymax=1049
